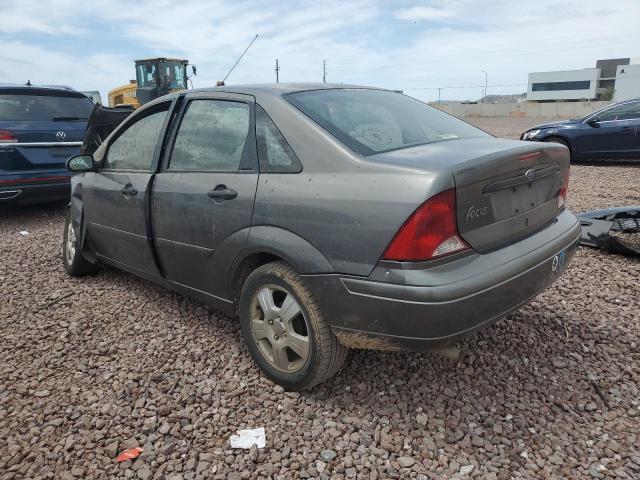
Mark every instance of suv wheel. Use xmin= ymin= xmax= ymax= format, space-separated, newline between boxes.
xmin=63 ymin=209 xmax=98 ymax=276
xmin=239 ymin=261 xmax=348 ymax=390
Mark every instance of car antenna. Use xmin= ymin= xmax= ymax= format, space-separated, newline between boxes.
xmin=219 ymin=34 xmax=259 ymax=86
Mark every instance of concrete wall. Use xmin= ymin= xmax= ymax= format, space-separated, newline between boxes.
xmin=614 ymin=64 xmax=640 ymax=101
xmin=432 ymin=101 xmax=612 ymax=119
xmin=527 ymin=68 xmax=600 ymax=101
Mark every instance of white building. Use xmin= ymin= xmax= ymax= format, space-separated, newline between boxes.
xmin=614 ymin=63 xmax=640 ymax=101
xmin=527 ymin=69 xmax=600 ymax=101
xmin=527 ymin=58 xmax=640 ymax=102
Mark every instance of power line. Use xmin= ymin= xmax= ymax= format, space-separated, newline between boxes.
xmin=330 ymin=33 xmax=640 ymax=69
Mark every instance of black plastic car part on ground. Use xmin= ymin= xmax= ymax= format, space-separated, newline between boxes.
xmin=577 ymin=206 xmax=640 ymax=257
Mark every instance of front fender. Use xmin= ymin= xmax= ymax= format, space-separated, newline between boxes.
xmin=69 ymin=175 xmax=88 ymax=249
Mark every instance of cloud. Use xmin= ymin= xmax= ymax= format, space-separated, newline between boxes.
xmin=394 ymin=6 xmax=456 ymax=22
xmin=0 ymin=0 xmax=639 ymax=102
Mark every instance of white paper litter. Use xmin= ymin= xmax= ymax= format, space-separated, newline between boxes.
xmin=229 ymin=427 xmax=266 ymax=449
xmin=19 ymin=231 xmax=29 ymax=236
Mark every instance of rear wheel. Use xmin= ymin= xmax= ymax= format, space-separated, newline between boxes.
xmin=239 ymin=261 xmax=348 ymax=390
xmin=544 ymin=137 xmax=572 ymax=161
xmin=63 ymin=209 xmax=99 ymax=276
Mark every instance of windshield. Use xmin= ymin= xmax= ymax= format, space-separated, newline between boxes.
xmin=286 ymin=89 xmax=490 ymax=156
xmin=0 ymin=93 xmax=94 ymax=121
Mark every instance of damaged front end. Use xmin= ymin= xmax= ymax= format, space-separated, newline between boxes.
xmin=578 ymin=206 xmax=640 ymax=257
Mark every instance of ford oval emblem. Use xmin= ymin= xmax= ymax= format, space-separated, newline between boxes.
xmin=525 ymin=168 xmax=536 ymax=180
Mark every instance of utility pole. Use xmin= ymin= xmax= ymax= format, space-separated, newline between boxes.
xmin=275 ymin=59 xmax=280 ymax=83
xmin=438 ymin=87 xmax=442 ymax=104
xmin=482 ymin=70 xmax=488 ymax=103
xmin=323 ymin=60 xmax=326 ymax=83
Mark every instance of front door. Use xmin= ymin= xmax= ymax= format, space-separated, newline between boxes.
xmin=151 ymin=94 xmax=259 ymax=299
xmin=584 ymin=101 xmax=640 ymax=158
xmin=82 ymin=103 xmax=170 ymax=277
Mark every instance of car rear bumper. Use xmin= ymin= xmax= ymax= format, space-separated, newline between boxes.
xmin=303 ymin=209 xmax=581 ymax=351
xmin=0 ymin=173 xmax=71 ymax=204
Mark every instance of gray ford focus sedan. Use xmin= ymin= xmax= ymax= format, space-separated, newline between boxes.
xmin=64 ymin=84 xmax=580 ymax=390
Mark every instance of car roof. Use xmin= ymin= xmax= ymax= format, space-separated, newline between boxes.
xmin=0 ymin=84 xmax=88 ymax=97
xmin=187 ymin=82 xmax=386 ymax=97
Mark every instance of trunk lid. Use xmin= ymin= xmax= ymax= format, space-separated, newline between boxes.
xmin=367 ymin=137 xmax=570 ymax=253
xmin=0 ymin=120 xmax=86 ymax=172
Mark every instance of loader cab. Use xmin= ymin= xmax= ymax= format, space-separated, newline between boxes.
xmin=135 ymin=58 xmax=189 ymax=106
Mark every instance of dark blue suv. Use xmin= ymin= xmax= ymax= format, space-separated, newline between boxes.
xmin=521 ymin=98 xmax=640 ymax=161
xmin=0 ymin=85 xmax=94 ymax=204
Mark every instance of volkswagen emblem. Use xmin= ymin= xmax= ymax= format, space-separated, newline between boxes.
xmin=525 ymin=168 xmax=536 ymax=180
xmin=56 ymin=131 xmax=66 ymax=141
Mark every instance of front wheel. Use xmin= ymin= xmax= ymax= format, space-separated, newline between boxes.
xmin=239 ymin=261 xmax=348 ymax=390
xmin=63 ymin=209 xmax=98 ymax=276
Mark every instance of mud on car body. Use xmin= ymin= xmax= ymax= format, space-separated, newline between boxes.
xmin=63 ymin=84 xmax=580 ymax=390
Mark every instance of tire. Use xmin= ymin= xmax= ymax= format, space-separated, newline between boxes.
xmin=544 ymin=137 xmax=572 ymax=161
xmin=239 ymin=261 xmax=348 ymax=390
xmin=63 ymin=209 xmax=99 ymax=276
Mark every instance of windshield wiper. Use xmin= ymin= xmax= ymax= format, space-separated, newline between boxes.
xmin=52 ymin=116 xmax=88 ymax=121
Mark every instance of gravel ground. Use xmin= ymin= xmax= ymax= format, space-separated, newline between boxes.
xmin=1 ymin=118 xmax=639 ymax=480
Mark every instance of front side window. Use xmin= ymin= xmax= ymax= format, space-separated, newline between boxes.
xmin=104 ymin=108 xmax=168 ymax=170
xmin=597 ymin=102 xmax=640 ymax=121
xmin=286 ymin=89 xmax=489 ymax=156
xmin=256 ymin=105 xmax=301 ymax=173
xmin=169 ymin=100 xmax=250 ymax=171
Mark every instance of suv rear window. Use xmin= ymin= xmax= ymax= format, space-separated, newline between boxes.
xmin=0 ymin=91 xmax=94 ymax=121
xmin=286 ymin=89 xmax=490 ymax=156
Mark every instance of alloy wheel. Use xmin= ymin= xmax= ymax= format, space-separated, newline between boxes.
xmin=65 ymin=220 xmax=76 ymax=265
xmin=249 ymin=285 xmax=310 ymax=373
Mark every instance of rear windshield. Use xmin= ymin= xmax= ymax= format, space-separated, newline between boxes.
xmin=286 ymin=89 xmax=490 ymax=156
xmin=0 ymin=92 xmax=94 ymax=122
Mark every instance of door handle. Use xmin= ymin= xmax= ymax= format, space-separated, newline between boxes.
xmin=207 ymin=185 xmax=238 ymax=201
xmin=621 ymin=126 xmax=632 ymax=131
xmin=120 ymin=184 xmax=138 ymax=196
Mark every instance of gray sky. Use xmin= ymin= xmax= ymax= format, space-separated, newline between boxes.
xmin=1 ymin=0 xmax=639 ymax=102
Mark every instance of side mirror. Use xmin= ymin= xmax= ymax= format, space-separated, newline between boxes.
xmin=66 ymin=154 xmax=96 ymax=172
xmin=586 ymin=117 xmax=600 ymax=127
xmin=191 ymin=65 xmax=197 ymax=76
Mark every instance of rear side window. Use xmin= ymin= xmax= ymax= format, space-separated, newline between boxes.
xmin=105 ymin=108 xmax=168 ymax=171
xmin=256 ymin=105 xmax=301 ymax=173
xmin=0 ymin=93 xmax=93 ymax=121
xmin=169 ymin=100 xmax=250 ymax=171
xmin=286 ymin=89 xmax=490 ymax=156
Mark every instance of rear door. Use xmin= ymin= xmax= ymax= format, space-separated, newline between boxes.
xmin=82 ymin=101 xmax=172 ymax=277
xmin=151 ymin=92 xmax=258 ymax=298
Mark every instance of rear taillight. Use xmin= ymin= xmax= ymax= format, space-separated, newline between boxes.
xmin=558 ymin=168 xmax=570 ymax=211
xmin=382 ymin=188 xmax=470 ymax=262
xmin=0 ymin=130 xmax=17 ymax=143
